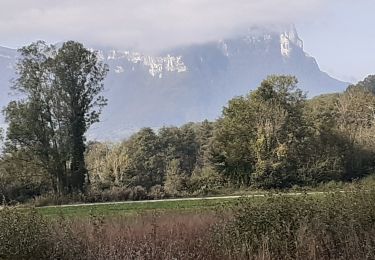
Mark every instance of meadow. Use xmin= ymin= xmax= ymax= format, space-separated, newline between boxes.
xmin=36 ymin=197 xmax=236 ymax=218
xmin=1 ymin=186 xmax=374 ymax=259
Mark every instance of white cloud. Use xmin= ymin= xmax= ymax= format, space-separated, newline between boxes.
xmin=0 ymin=0 xmax=323 ymax=52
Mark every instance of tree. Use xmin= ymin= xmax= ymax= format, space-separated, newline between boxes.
xmin=0 ymin=127 xmax=3 ymax=146
xmin=304 ymin=78 xmax=375 ymax=182
xmin=54 ymin=41 xmax=108 ymax=191
xmin=4 ymin=41 xmax=108 ymax=194
xmin=193 ymin=120 xmax=215 ymax=169
xmin=349 ymin=75 xmax=375 ymax=94
xmin=0 ymin=151 xmax=49 ymax=202
xmin=335 ymin=83 xmax=375 ymax=179
xmin=164 ymin=159 xmax=189 ymax=196
xmin=211 ymin=75 xmax=309 ymax=188
xmin=158 ymin=124 xmax=199 ymax=176
xmin=303 ymin=94 xmax=347 ymax=183
xmin=121 ymin=128 xmax=165 ymax=190
xmin=210 ymin=94 xmax=259 ymax=185
xmin=86 ymin=141 xmax=130 ymax=189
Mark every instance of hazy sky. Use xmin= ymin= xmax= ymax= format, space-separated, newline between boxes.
xmin=298 ymin=1 xmax=375 ymax=83
xmin=0 ymin=0 xmax=373 ymax=82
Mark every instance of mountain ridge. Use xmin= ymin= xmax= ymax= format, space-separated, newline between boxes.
xmin=0 ymin=27 xmax=349 ymax=140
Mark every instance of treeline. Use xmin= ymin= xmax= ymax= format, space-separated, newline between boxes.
xmin=0 ymin=41 xmax=374 ymax=203
xmin=85 ymin=121 xmax=222 ymax=198
xmin=212 ymin=75 xmax=375 ymax=187
xmin=84 ymin=75 xmax=375 ymax=196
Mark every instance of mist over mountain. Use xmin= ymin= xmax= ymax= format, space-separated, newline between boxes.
xmin=0 ymin=46 xmax=16 ymax=104
xmin=0 ymin=26 xmax=348 ymax=140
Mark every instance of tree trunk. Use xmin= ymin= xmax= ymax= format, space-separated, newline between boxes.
xmin=70 ymin=115 xmax=88 ymax=192
xmin=55 ymin=164 xmax=68 ymax=195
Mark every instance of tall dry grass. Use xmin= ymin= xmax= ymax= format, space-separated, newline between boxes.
xmin=60 ymin=212 xmax=223 ymax=260
xmin=1 ymin=188 xmax=374 ymax=259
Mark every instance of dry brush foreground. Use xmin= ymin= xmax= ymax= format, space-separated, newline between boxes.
xmin=0 ymin=188 xmax=374 ymax=259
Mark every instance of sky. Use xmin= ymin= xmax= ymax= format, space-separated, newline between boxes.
xmin=0 ymin=0 xmax=373 ymax=83
xmin=298 ymin=1 xmax=375 ymax=83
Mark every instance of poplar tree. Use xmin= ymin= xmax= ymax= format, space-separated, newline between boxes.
xmin=4 ymin=41 xmax=108 ymax=193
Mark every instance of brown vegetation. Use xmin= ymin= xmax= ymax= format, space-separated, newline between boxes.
xmin=1 ymin=187 xmax=374 ymax=259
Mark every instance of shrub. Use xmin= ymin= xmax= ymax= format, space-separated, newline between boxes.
xmin=219 ymin=188 xmax=375 ymax=259
xmin=0 ymin=207 xmax=89 ymax=259
xmin=149 ymin=185 xmax=166 ymax=200
xmin=32 ymin=193 xmax=89 ymax=207
xmin=100 ymin=187 xmax=132 ymax=202
xmin=189 ymin=166 xmax=224 ymax=195
xmin=131 ymin=185 xmax=147 ymax=200
xmin=360 ymin=173 xmax=375 ymax=187
xmin=0 ymin=207 xmax=53 ymax=259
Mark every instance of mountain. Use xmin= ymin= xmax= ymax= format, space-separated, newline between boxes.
xmin=0 ymin=26 xmax=348 ymax=140
xmin=0 ymin=46 xmax=16 ymax=104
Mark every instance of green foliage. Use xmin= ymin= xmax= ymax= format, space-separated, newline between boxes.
xmin=189 ymin=166 xmax=225 ymax=195
xmin=4 ymin=41 xmax=108 ymax=194
xmin=159 ymin=124 xmax=199 ymax=175
xmin=3 ymin=72 xmax=375 ymax=203
xmin=304 ymin=82 xmax=375 ymax=182
xmin=56 ymin=41 xmax=108 ymax=192
xmin=0 ymin=151 xmax=50 ymax=203
xmin=220 ymin=189 xmax=375 ymax=259
xmin=302 ymin=93 xmax=347 ymax=183
xmin=0 ymin=208 xmax=53 ymax=259
xmin=0 ymin=207 xmax=88 ymax=259
xmin=349 ymin=74 xmax=375 ymax=94
xmin=211 ymin=75 xmax=309 ymax=188
xmin=164 ymin=159 xmax=190 ymax=196
xmin=85 ymin=123 xmax=212 ymax=197
xmin=121 ymin=128 xmax=165 ymax=190
xmin=211 ymin=74 xmax=375 ymax=188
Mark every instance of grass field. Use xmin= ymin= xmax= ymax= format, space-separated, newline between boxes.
xmin=35 ymin=197 xmax=237 ymax=217
xmin=35 ymin=191 xmax=334 ymax=218
xmin=29 ymin=176 xmax=375 ymax=218
xmin=34 ymin=190 xmax=348 ymax=218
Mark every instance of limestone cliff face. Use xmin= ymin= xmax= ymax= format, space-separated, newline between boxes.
xmin=280 ymin=25 xmax=304 ymax=57
xmin=0 ymin=27 xmax=348 ymax=140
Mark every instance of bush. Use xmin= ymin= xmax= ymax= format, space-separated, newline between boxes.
xmin=149 ymin=185 xmax=166 ymax=200
xmin=359 ymin=173 xmax=375 ymax=187
xmin=32 ymin=193 xmax=78 ymax=207
xmin=0 ymin=207 xmax=53 ymax=259
xmin=218 ymin=188 xmax=375 ymax=259
xmin=0 ymin=207 xmax=89 ymax=259
xmin=100 ymin=187 xmax=132 ymax=202
xmin=0 ymin=177 xmax=50 ymax=204
xmin=33 ymin=193 xmax=86 ymax=207
xmin=131 ymin=185 xmax=147 ymax=200
xmin=189 ymin=167 xmax=224 ymax=195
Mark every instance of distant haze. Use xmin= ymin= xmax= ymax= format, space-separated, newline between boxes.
xmin=0 ymin=0 xmax=374 ymax=82
xmin=0 ymin=0 xmax=322 ymax=51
